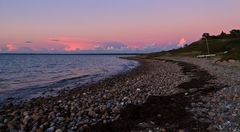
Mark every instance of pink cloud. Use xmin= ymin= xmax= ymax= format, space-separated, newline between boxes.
xmin=0 ymin=37 xmax=181 ymax=53
xmin=6 ymin=44 xmax=16 ymax=51
xmin=48 ymin=37 xmax=99 ymax=51
xmin=178 ymin=38 xmax=187 ymax=47
xmin=1 ymin=43 xmax=16 ymax=52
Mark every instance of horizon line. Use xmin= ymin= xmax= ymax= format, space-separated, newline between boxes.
xmin=0 ymin=53 xmax=146 ymax=55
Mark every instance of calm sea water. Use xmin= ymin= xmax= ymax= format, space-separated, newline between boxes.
xmin=0 ymin=54 xmax=138 ymax=103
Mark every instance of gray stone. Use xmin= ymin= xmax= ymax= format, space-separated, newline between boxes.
xmin=46 ymin=126 xmax=55 ymax=132
xmin=55 ymin=128 xmax=62 ymax=132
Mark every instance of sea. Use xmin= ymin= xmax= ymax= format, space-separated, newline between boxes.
xmin=0 ymin=54 xmax=138 ymax=103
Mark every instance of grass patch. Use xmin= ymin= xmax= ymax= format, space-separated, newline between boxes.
xmin=145 ymin=37 xmax=240 ymax=60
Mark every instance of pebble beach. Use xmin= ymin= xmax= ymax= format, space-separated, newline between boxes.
xmin=164 ymin=57 xmax=240 ymax=131
xmin=0 ymin=57 xmax=239 ymax=132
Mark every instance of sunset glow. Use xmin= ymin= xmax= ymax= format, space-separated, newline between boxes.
xmin=178 ymin=38 xmax=187 ymax=47
xmin=0 ymin=0 xmax=239 ymax=53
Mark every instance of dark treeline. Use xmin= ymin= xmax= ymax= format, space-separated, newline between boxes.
xmin=146 ymin=29 xmax=240 ymax=60
xmin=202 ymin=29 xmax=240 ymax=40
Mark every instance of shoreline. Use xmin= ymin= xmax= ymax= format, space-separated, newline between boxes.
xmin=90 ymin=58 xmax=222 ymax=131
xmin=0 ymin=56 xmax=139 ymax=106
xmin=0 ymin=57 xmax=227 ymax=131
xmin=162 ymin=57 xmax=240 ymax=131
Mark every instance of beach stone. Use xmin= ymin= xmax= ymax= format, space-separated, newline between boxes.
xmin=67 ymin=129 xmax=74 ymax=132
xmin=8 ymin=122 xmax=18 ymax=132
xmin=189 ymin=88 xmax=198 ymax=93
xmin=23 ymin=115 xmax=30 ymax=125
xmin=48 ymin=112 xmax=55 ymax=118
xmin=0 ymin=116 xmax=3 ymax=122
xmin=55 ymin=129 xmax=62 ymax=132
xmin=0 ymin=123 xmax=5 ymax=127
xmin=103 ymin=94 xmax=107 ymax=99
xmin=148 ymin=129 xmax=153 ymax=132
xmin=50 ymin=122 xmax=55 ymax=127
xmin=32 ymin=114 xmax=40 ymax=121
xmin=232 ymin=113 xmax=237 ymax=117
xmin=106 ymin=102 xmax=113 ymax=108
xmin=112 ymin=106 xmax=120 ymax=114
xmin=99 ymin=105 xmax=107 ymax=113
xmin=4 ymin=119 xmax=8 ymax=123
xmin=178 ymin=129 xmax=185 ymax=132
xmin=157 ymin=114 xmax=162 ymax=117
xmin=137 ymin=122 xmax=151 ymax=128
xmin=120 ymin=102 xmax=124 ymax=106
xmin=56 ymin=117 xmax=64 ymax=122
xmin=46 ymin=126 xmax=55 ymax=132
xmin=178 ymin=88 xmax=186 ymax=93
xmin=159 ymin=128 xmax=166 ymax=131
xmin=78 ymin=127 xmax=84 ymax=132
xmin=31 ymin=126 xmax=37 ymax=132
xmin=23 ymin=111 xmax=29 ymax=116
xmin=228 ymin=59 xmax=236 ymax=63
xmin=88 ymin=109 xmax=96 ymax=117
xmin=9 ymin=128 xmax=18 ymax=132
xmin=103 ymin=120 xmax=107 ymax=124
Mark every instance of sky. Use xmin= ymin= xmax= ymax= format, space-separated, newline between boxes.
xmin=0 ymin=0 xmax=239 ymax=53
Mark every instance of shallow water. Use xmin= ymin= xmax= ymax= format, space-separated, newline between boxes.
xmin=0 ymin=54 xmax=138 ymax=103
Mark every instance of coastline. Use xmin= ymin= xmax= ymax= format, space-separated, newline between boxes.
xmin=0 ymin=55 xmax=138 ymax=105
xmin=162 ymin=57 xmax=240 ymax=131
xmin=90 ymin=58 xmax=222 ymax=131
xmin=0 ymin=57 xmax=237 ymax=131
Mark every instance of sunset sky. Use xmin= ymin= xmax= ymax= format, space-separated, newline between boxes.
xmin=0 ymin=0 xmax=239 ymax=53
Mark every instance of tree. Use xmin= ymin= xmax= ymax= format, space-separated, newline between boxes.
xmin=220 ymin=31 xmax=226 ymax=36
xmin=202 ymin=33 xmax=210 ymax=38
xmin=218 ymin=31 xmax=228 ymax=38
xmin=230 ymin=29 xmax=240 ymax=37
xmin=230 ymin=29 xmax=240 ymax=34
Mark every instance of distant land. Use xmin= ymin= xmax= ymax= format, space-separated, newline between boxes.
xmin=146 ymin=29 xmax=240 ymax=60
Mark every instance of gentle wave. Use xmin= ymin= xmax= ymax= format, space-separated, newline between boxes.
xmin=0 ymin=55 xmax=138 ymax=103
